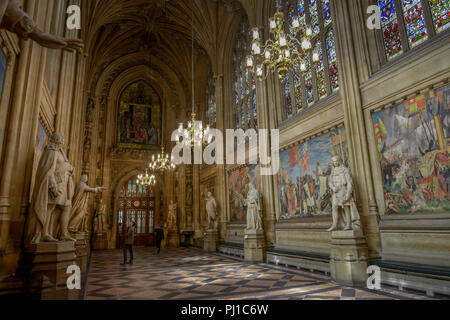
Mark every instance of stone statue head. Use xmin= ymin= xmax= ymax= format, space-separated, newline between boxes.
xmin=49 ymin=132 xmax=64 ymax=148
xmin=249 ymin=183 xmax=255 ymax=190
xmin=332 ymin=156 xmax=341 ymax=167
xmin=81 ymin=174 xmax=88 ymax=183
xmin=207 ymin=191 xmax=212 ymax=198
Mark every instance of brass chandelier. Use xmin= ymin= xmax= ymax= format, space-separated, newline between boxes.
xmin=247 ymin=12 xmax=319 ymax=81
xmin=176 ymin=0 xmax=212 ymax=149
xmin=149 ymin=146 xmax=176 ymax=172
xmin=137 ymin=168 xmax=157 ymax=186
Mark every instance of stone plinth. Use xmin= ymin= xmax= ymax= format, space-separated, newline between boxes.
xmin=330 ymin=230 xmax=369 ymax=287
xmin=244 ymin=229 xmax=265 ymax=263
xmin=92 ymin=232 xmax=108 ymax=250
xmin=166 ymin=228 xmax=180 ymax=248
xmin=204 ymin=230 xmax=219 ymax=252
xmin=21 ymin=241 xmax=79 ymax=300
xmin=73 ymin=232 xmax=89 ymax=273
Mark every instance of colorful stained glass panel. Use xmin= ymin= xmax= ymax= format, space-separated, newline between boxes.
xmin=309 ymin=0 xmax=320 ymax=36
xmin=322 ymin=0 xmax=332 ymax=25
xmin=428 ymin=0 xmax=450 ymax=33
xmin=401 ymin=0 xmax=428 ymax=48
xmin=378 ymin=0 xmax=403 ymax=60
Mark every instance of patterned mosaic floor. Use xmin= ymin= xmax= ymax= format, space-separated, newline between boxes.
xmin=84 ymin=247 xmax=435 ymax=300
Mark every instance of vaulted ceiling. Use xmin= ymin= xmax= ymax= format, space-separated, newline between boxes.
xmin=83 ymin=0 xmax=246 ymax=109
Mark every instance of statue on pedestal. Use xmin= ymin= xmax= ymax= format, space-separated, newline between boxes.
xmin=327 ymin=156 xmax=361 ymax=232
xmin=167 ymin=200 xmax=177 ymax=229
xmin=0 ymin=0 xmax=83 ymax=52
xmin=68 ymin=175 xmax=105 ymax=234
xmin=205 ymin=191 xmax=217 ymax=230
xmin=244 ymin=183 xmax=263 ymax=231
xmin=94 ymin=199 xmax=107 ymax=234
xmin=25 ymin=133 xmax=75 ymax=244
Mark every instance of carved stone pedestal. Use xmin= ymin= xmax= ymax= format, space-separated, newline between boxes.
xmin=73 ymin=233 xmax=89 ymax=273
xmin=330 ymin=230 xmax=369 ymax=287
xmin=21 ymin=241 xmax=79 ymax=300
xmin=92 ymin=232 xmax=108 ymax=250
xmin=244 ymin=230 xmax=265 ymax=263
xmin=204 ymin=230 xmax=219 ymax=252
xmin=166 ymin=228 xmax=180 ymax=248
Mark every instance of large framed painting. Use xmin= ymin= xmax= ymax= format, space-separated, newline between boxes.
xmin=29 ymin=121 xmax=48 ymax=202
xmin=277 ymin=126 xmax=349 ymax=220
xmin=228 ymin=164 xmax=261 ymax=223
xmin=373 ymin=84 xmax=450 ymax=215
xmin=118 ymin=81 xmax=161 ymax=150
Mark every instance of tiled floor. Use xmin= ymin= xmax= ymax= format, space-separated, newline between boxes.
xmin=84 ymin=247 xmax=435 ymax=300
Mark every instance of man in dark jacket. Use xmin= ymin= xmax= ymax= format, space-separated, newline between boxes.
xmin=121 ymin=221 xmax=136 ymax=265
xmin=154 ymin=226 xmax=164 ymax=254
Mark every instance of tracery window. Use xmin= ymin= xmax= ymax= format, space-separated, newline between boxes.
xmin=206 ymin=71 xmax=216 ymax=128
xmin=279 ymin=0 xmax=339 ymax=120
xmin=378 ymin=0 xmax=449 ymax=62
xmin=233 ymin=17 xmax=258 ymax=130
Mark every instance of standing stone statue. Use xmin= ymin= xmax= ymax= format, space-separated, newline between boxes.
xmin=25 ymin=132 xmax=75 ymax=244
xmin=94 ymin=199 xmax=107 ymax=234
xmin=0 ymin=0 xmax=83 ymax=52
xmin=327 ymin=156 xmax=361 ymax=232
xmin=68 ymin=175 xmax=105 ymax=233
xmin=167 ymin=200 xmax=177 ymax=229
xmin=244 ymin=183 xmax=263 ymax=231
xmin=205 ymin=191 xmax=217 ymax=230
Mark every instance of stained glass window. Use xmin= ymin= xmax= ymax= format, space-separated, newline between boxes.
xmin=326 ymin=29 xmax=339 ymax=91
xmin=281 ymin=0 xmax=338 ymax=120
xmin=233 ymin=16 xmax=257 ymax=130
xmin=206 ymin=72 xmax=216 ymax=127
xmin=428 ymin=0 xmax=450 ymax=33
xmin=401 ymin=0 xmax=428 ymax=48
xmin=379 ymin=0 xmax=403 ymax=61
xmin=378 ymin=0 xmax=444 ymax=62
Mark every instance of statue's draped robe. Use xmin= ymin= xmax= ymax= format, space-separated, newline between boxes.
xmin=69 ymin=182 xmax=90 ymax=232
xmin=246 ymin=189 xmax=262 ymax=231
xmin=25 ymin=146 xmax=60 ymax=244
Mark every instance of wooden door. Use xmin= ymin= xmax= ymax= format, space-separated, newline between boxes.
xmin=117 ymin=177 xmax=155 ymax=247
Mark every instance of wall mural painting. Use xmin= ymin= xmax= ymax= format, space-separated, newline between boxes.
xmin=278 ymin=127 xmax=349 ymax=220
xmin=118 ymin=81 xmax=161 ymax=149
xmin=29 ymin=121 xmax=48 ymax=202
xmin=228 ymin=164 xmax=261 ymax=223
xmin=373 ymin=84 xmax=450 ymax=215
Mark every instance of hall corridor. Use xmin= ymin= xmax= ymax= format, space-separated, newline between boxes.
xmin=83 ymin=248 xmax=433 ymax=300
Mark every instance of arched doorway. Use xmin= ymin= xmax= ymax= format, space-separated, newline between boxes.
xmin=116 ymin=176 xmax=156 ymax=247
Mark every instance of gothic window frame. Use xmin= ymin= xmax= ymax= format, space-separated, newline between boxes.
xmin=374 ymin=0 xmax=450 ymax=64
xmin=279 ymin=0 xmax=340 ymax=121
xmin=232 ymin=16 xmax=258 ymax=131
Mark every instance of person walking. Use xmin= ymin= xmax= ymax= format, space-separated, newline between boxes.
xmin=121 ymin=221 xmax=136 ymax=265
xmin=154 ymin=226 xmax=164 ymax=254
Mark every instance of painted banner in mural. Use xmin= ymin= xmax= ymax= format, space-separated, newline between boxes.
xmin=277 ymin=127 xmax=349 ymax=220
xmin=373 ymin=84 xmax=450 ymax=214
xmin=29 ymin=121 xmax=48 ymax=202
xmin=228 ymin=164 xmax=261 ymax=222
xmin=118 ymin=81 xmax=161 ymax=149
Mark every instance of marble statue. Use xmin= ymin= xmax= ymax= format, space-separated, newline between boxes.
xmin=205 ymin=191 xmax=217 ymax=230
xmin=68 ymin=175 xmax=106 ymax=233
xmin=244 ymin=183 xmax=263 ymax=231
xmin=25 ymin=132 xmax=75 ymax=244
xmin=0 ymin=0 xmax=83 ymax=52
xmin=94 ymin=199 xmax=107 ymax=234
xmin=327 ymin=156 xmax=362 ymax=232
xmin=167 ymin=200 xmax=177 ymax=229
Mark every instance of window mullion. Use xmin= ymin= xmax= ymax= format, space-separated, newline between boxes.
xmin=394 ymin=0 xmax=410 ymax=53
xmin=420 ymin=0 xmax=436 ymax=37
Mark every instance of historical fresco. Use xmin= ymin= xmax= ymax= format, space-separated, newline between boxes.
xmin=29 ymin=121 xmax=48 ymax=202
xmin=228 ymin=164 xmax=261 ymax=223
xmin=277 ymin=127 xmax=349 ymax=220
xmin=373 ymin=84 xmax=450 ymax=215
xmin=118 ymin=81 xmax=161 ymax=149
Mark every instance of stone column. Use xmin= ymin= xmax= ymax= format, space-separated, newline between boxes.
xmin=331 ymin=0 xmax=382 ymax=260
